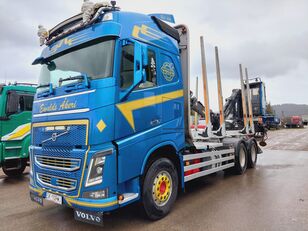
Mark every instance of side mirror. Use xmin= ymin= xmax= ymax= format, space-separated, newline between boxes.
xmin=134 ymin=42 xmax=143 ymax=85
xmin=6 ymin=91 xmax=19 ymax=116
xmin=120 ymin=41 xmax=147 ymax=101
xmin=142 ymin=46 xmax=148 ymax=82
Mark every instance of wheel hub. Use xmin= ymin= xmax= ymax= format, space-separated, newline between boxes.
xmin=152 ymin=171 xmax=172 ymax=206
xmin=160 ymin=181 xmax=167 ymax=194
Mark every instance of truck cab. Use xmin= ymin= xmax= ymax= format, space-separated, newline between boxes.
xmin=30 ymin=3 xmax=186 ymax=221
xmin=248 ymin=78 xmax=280 ymax=129
xmin=0 ymin=83 xmax=35 ymax=176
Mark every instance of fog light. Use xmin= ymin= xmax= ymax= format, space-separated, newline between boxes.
xmin=83 ymin=189 xmax=108 ymax=199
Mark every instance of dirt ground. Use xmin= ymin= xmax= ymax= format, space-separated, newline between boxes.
xmin=264 ymin=126 xmax=308 ymax=151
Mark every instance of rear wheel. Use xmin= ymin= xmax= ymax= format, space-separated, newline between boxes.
xmin=2 ymin=159 xmax=27 ymax=177
xmin=247 ymin=139 xmax=258 ymax=168
xmin=142 ymin=158 xmax=178 ymax=220
xmin=234 ymin=142 xmax=248 ymax=175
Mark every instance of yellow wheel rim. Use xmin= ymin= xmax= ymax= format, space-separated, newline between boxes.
xmin=152 ymin=171 xmax=172 ymax=206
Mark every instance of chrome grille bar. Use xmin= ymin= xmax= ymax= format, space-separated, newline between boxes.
xmin=35 ymin=155 xmax=81 ymax=171
xmin=37 ymin=173 xmax=77 ymax=191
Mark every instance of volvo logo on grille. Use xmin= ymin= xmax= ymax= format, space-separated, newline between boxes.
xmin=42 ymin=129 xmax=70 ymax=143
xmin=51 ymin=133 xmax=57 ymax=141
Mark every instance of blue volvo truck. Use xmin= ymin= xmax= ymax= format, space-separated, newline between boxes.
xmin=248 ymin=78 xmax=280 ymax=129
xmin=30 ymin=2 xmax=262 ymax=225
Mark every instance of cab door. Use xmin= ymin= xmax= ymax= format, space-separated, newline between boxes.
xmin=1 ymin=90 xmax=34 ymax=141
xmin=115 ymin=40 xmax=161 ymax=139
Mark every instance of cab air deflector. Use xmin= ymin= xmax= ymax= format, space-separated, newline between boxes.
xmin=151 ymin=16 xmax=180 ymax=42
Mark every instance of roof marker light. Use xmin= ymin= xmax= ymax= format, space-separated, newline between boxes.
xmin=102 ymin=12 xmax=113 ymax=21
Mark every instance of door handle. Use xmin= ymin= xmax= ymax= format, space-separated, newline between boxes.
xmin=150 ymin=119 xmax=160 ymax=126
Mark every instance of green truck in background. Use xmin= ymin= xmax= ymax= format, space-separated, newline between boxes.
xmin=0 ymin=83 xmax=36 ymax=177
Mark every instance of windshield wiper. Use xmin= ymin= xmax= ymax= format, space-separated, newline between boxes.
xmin=59 ymin=74 xmax=89 ymax=88
xmin=59 ymin=75 xmax=84 ymax=84
xmin=37 ymin=83 xmax=51 ymax=89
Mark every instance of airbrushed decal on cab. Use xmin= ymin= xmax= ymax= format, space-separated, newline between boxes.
xmin=161 ymin=62 xmax=175 ymax=82
xmin=1 ymin=123 xmax=31 ymax=141
xmin=39 ymin=98 xmax=77 ymax=113
xmin=50 ymin=31 xmax=92 ymax=53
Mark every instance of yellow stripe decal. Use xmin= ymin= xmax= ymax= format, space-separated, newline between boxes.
xmin=29 ymin=186 xmax=44 ymax=196
xmin=116 ymin=89 xmax=183 ymax=131
xmin=65 ymin=198 xmax=118 ymax=208
xmin=132 ymin=25 xmax=170 ymax=45
xmin=32 ymin=120 xmax=88 ymax=127
xmin=76 ymin=146 xmax=90 ymax=197
xmin=32 ymin=120 xmax=89 ymax=145
xmin=132 ymin=24 xmax=171 ymax=50
xmin=29 ymin=186 xmax=117 ymax=208
xmin=2 ymin=123 xmax=31 ymax=141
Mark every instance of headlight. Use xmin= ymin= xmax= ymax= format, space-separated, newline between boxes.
xmin=85 ymin=149 xmax=112 ymax=187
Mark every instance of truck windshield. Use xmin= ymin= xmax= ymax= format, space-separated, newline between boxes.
xmin=38 ymin=39 xmax=115 ymax=91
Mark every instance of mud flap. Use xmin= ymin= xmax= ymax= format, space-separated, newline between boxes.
xmin=257 ymin=145 xmax=263 ymax=154
xmin=74 ymin=209 xmax=104 ymax=226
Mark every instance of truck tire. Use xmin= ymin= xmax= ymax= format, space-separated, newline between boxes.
xmin=142 ymin=158 xmax=178 ymax=220
xmin=233 ymin=141 xmax=248 ymax=175
xmin=2 ymin=159 xmax=27 ymax=177
xmin=247 ymin=139 xmax=257 ymax=168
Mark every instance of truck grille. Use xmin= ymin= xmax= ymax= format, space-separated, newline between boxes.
xmin=32 ymin=124 xmax=87 ymax=147
xmin=37 ymin=173 xmax=77 ymax=191
xmin=32 ymin=120 xmax=88 ymax=196
xmin=35 ymin=155 xmax=81 ymax=171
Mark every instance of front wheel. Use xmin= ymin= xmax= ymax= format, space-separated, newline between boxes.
xmin=142 ymin=158 xmax=178 ymax=220
xmin=2 ymin=159 xmax=27 ymax=177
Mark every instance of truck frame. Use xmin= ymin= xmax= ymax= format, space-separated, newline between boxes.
xmin=0 ymin=83 xmax=36 ymax=176
xmin=29 ymin=2 xmax=262 ymax=225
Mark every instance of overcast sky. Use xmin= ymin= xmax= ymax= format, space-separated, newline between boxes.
xmin=0 ymin=0 xmax=307 ymax=110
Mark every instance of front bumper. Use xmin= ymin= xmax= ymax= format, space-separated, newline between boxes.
xmin=29 ymin=185 xmax=119 ymax=212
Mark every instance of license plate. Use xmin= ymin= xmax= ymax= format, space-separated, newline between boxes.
xmin=30 ymin=192 xmax=43 ymax=206
xmin=46 ymin=192 xmax=62 ymax=205
xmin=74 ymin=209 xmax=103 ymax=226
